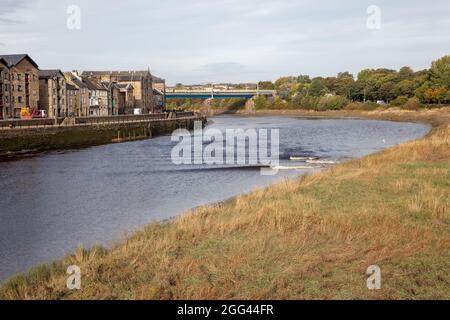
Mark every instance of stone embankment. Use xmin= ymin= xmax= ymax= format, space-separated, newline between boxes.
xmin=0 ymin=112 xmax=206 ymax=158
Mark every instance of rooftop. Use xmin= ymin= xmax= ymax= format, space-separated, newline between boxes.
xmin=39 ymin=69 xmax=64 ymax=79
xmin=82 ymin=70 xmax=153 ymax=81
xmin=0 ymin=54 xmax=39 ymax=68
xmin=82 ymin=77 xmax=107 ymax=91
xmin=66 ymin=83 xmax=79 ymax=91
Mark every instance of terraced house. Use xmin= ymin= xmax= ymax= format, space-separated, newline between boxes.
xmin=66 ymin=84 xmax=79 ymax=117
xmin=152 ymin=75 xmax=166 ymax=111
xmin=115 ymin=83 xmax=134 ymax=114
xmin=101 ymin=81 xmax=122 ymax=116
xmin=0 ymin=58 xmax=9 ymax=119
xmin=64 ymin=72 xmax=90 ymax=117
xmin=81 ymin=70 xmax=158 ymax=114
xmin=0 ymin=54 xmax=40 ymax=119
xmin=82 ymin=77 xmax=109 ymax=116
xmin=38 ymin=70 xmax=67 ymax=118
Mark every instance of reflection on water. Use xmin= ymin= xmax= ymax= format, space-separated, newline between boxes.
xmin=0 ymin=116 xmax=429 ymax=281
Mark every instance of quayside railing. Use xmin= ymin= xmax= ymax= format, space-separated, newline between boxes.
xmin=0 ymin=112 xmax=197 ymax=129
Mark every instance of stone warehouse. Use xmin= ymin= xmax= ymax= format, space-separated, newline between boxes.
xmin=0 ymin=53 xmax=166 ymax=120
xmin=81 ymin=70 xmax=163 ymax=114
xmin=0 ymin=54 xmax=40 ymax=119
xmin=38 ymin=70 xmax=67 ymax=118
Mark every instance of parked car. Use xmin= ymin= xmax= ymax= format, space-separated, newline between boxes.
xmin=31 ymin=109 xmax=47 ymax=118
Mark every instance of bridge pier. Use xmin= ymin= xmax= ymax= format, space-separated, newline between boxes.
xmin=245 ymin=97 xmax=255 ymax=113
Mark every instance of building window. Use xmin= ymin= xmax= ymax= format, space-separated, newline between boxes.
xmin=18 ymin=85 xmax=23 ymax=92
xmin=17 ymin=74 xmax=21 ymax=81
xmin=18 ymin=96 xmax=23 ymax=104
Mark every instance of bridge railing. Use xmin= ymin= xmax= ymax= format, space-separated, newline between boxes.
xmin=166 ymin=90 xmax=275 ymax=94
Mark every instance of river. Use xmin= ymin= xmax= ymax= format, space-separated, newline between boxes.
xmin=0 ymin=115 xmax=430 ymax=281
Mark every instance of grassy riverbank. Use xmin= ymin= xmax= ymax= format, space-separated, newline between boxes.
xmin=1 ymin=109 xmax=449 ymax=300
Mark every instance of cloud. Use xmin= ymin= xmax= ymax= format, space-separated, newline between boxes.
xmin=0 ymin=0 xmax=448 ymax=83
xmin=0 ymin=0 xmax=34 ymax=23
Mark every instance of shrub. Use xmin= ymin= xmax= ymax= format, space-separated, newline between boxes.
xmin=316 ymin=95 xmax=348 ymax=111
xmin=344 ymin=102 xmax=378 ymax=111
xmin=402 ymin=97 xmax=421 ymax=111
xmin=288 ymin=95 xmax=319 ymax=110
xmin=253 ymin=95 xmax=268 ymax=110
xmin=209 ymin=98 xmax=246 ymax=110
xmin=271 ymin=97 xmax=287 ymax=109
xmin=390 ymin=95 xmax=409 ymax=107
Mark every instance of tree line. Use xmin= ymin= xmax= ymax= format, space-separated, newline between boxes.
xmin=256 ymin=55 xmax=449 ymax=110
xmin=168 ymin=56 xmax=449 ymax=111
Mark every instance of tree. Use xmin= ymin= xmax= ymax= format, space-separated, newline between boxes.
xmin=335 ymin=73 xmax=355 ymax=99
xmin=296 ymin=75 xmax=311 ymax=84
xmin=379 ymin=81 xmax=396 ymax=102
xmin=430 ymin=55 xmax=450 ymax=88
xmin=357 ymin=69 xmax=377 ymax=101
xmin=414 ymin=82 xmax=431 ymax=102
xmin=398 ymin=66 xmax=414 ymax=80
xmin=424 ymin=87 xmax=447 ymax=104
xmin=253 ymin=95 xmax=268 ymax=110
xmin=393 ymin=80 xmax=414 ymax=97
xmin=309 ymin=77 xmax=327 ymax=97
xmin=258 ymin=81 xmax=275 ymax=90
xmin=274 ymin=77 xmax=296 ymax=91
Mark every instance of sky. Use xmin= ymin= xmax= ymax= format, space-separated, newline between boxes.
xmin=0 ymin=0 xmax=449 ymax=85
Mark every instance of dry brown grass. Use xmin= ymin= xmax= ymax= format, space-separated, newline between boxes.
xmin=1 ymin=109 xmax=449 ymax=300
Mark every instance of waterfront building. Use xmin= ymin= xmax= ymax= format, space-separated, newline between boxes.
xmin=64 ymin=72 xmax=90 ymax=117
xmin=101 ymin=81 xmax=122 ymax=116
xmin=82 ymin=77 xmax=109 ymax=116
xmin=66 ymin=83 xmax=79 ymax=117
xmin=0 ymin=54 xmax=40 ymax=118
xmin=81 ymin=70 xmax=158 ymax=114
xmin=38 ymin=70 xmax=67 ymax=118
xmin=152 ymin=75 xmax=166 ymax=111
xmin=115 ymin=83 xmax=135 ymax=114
xmin=0 ymin=58 xmax=10 ymax=119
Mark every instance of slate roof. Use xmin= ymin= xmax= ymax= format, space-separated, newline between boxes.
xmin=0 ymin=58 xmax=8 ymax=67
xmin=0 ymin=54 xmax=39 ymax=68
xmin=65 ymin=73 xmax=88 ymax=89
xmin=39 ymin=69 xmax=64 ymax=79
xmin=66 ymin=83 xmax=79 ymax=91
xmin=81 ymin=70 xmax=152 ymax=81
xmin=82 ymin=77 xmax=107 ymax=91
xmin=152 ymin=75 xmax=165 ymax=83
xmin=115 ymin=83 xmax=134 ymax=90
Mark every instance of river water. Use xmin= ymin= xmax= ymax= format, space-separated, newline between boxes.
xmin=0 ymin=115 xmax=429 ymax=281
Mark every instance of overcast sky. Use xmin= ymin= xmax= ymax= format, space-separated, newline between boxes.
xmin=0 ymin=0 xmax=449 ymax=85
